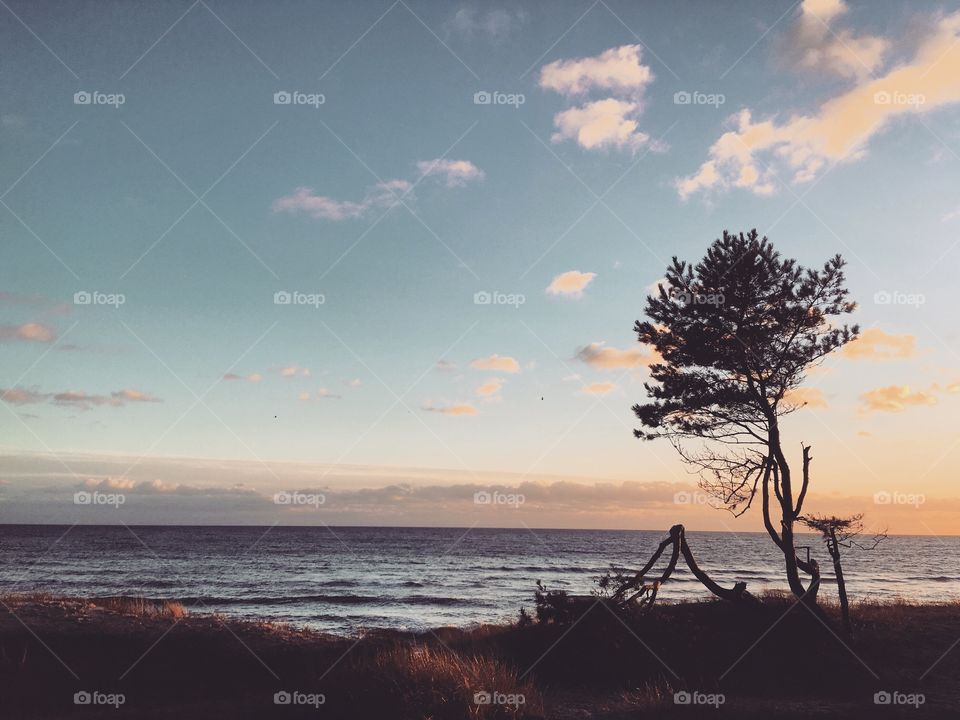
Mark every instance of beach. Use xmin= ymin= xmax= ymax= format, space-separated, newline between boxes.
xmin=1 ymin=593 xmax=957 ymax=718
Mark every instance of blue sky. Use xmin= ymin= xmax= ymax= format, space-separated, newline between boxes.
xmin=2 ymin=0 xmax=960 ymax=530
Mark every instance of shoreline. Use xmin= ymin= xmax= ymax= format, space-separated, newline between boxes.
xmin=2 ymin=593 xmax=957 ymax=718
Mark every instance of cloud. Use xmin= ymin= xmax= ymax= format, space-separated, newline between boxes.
xmin=581 ymin=381 xmax=616 ymax=396
xmin=678 ymin=12 xmax=960 ymax=197
xmin=299 ymin=388 xmax=340 ymax=400
xmin=274 ymin=159 xmax=481 ymax=221
xmin=540 ymin=44 xmax=653 ymax=96
xmin=575 ymin=342 xmax=656 ymax=370
xmin=475 ymin=378 xmax=504 ymax=398
xmin=444 ymin=6 xmax=526 ymax=42
xmin=224 ymin=372 xmax=262 ymax=382
xmin=0 ymin=322 xmax=56 ymax=343
xmin=469 ymin=354 xmax=520 ymax=373
xmin=344 ymin=378 xmax=362 ymax=387
xmin=546 ymin=270 xmax=596 ymax=297
xmin=279 ymin=366 xmax=311 ymax=378
xmin=840 ymin=328 xmax=915 ymax=360
xmin=416 ymin=159 xmax=484 ymax=187
xmin=860 ymin=385 xmax=938 ymax=413
xmin=423 ymin=402 xmax=478 ymax=416
xmin=539 ymin=45 xmax=655 ymax=153
xmin=1 ymin=387 xmax=161 ymax=410
xmin=783 ymin=387 xmax=828 ymax=409
xmin=784 ymin=0 xmax=889 ymax=79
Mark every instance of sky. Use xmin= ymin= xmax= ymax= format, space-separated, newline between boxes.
xmin=1 ymin=0 xmax=959 ymax=533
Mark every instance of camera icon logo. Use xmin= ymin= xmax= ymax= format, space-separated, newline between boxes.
xmin=873 ymin=91 xmax=891 ymax=105
xmin=673 ymin=491 xmax=691 ymax=504
xmin=474 ymin=91 xmax=492 ymax=105
xmin=473 ymin=691 xmax=492 ymax=704
xmin=74 ymin=491 xmax=92 ymax=505
xmin=674 ymin=691 xmax=692 ymax=705
xmin=274 ymin=91 xmax=292 ymax=105
xmin=473 ymin=291 xmax=491 ymax=305
xmin=274 ymin=290 xmax=292 ymax=305
xmin=74 ymin=291 xmax=92 ymax=305
xmin=273 ymin=491 xmax=292 ymax=505
xmin=673 ymin=91 xmax=691 ymax=105
xmin=474 ymin=491 xmax=492 ymax=505
xmin=274 ymin=690 xmax=292 ymax=705
xmin=873 ymin=290 xmax=891 ymax=305
xmin=873 ymin=491 xmax=892 ymax=505
xmin=874 ymin=691 xmax=892 ymax=705
xmin=74 ymin=91 xmax=92 ymax=105
xmin=73 ymin=691 xmax=92 ymax=705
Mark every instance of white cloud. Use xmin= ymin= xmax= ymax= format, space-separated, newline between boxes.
xmin=787 ymin=0 xmax=889 ymax=79
xmin=546 ymin=270 xmax=596 ymax=297
xmin=416 ymin=159 xmax=484 ymax=187
xmin=444 ymin=6 xmax=526 ymax=42
xmin=540 ymin=44 xmax=653 ymax=96
xmin=274 ymin=160 xmax=480 ymax=221
xmin=539 ymin=44 xmax=655 ymax=153
xmin=678 ymin=12 xmax=960 ymax=197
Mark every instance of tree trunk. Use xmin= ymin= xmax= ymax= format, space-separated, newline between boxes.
xmin=828 ymin=530 xmax=852 ymax=636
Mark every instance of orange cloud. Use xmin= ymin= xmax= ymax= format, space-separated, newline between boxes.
xmin=224 ymin=372 xmax=262 ymax=382
xmin=423 ymin=403 xmax=478 ymax=417
xmin=581 ymin=382 xmax=616 ymax=396
xmin=840 ymin=328 xmax=915 ymax=360
xmin=784 ymin=387 xmax=828 ymax=409
xmin=860 ymin=385 xmax=938 ymax=413
xmin=469 ymin=355 xmax=520 ymax=373
xmin=475 ymin=379 xmax=504 ymax=398
xmin=575 ymin=342 xmax=656 ymax=369
xmin=0 ymin=322 xmax=56 ymax=343
xmin=546 ymin=270 xmax=596 ymax=297
xmin=678 ymin=11 xmax=960 ymax=197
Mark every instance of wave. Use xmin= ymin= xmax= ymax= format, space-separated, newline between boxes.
xmin=167 ymin=594 xmax=477 ymax=608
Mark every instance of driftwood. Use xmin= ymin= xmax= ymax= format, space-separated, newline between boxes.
xmin=604 ymin=524 xmax=756 ymax=608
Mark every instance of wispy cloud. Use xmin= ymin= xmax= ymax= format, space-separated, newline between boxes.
xmin=1 ymin=387 xmax=161 ymax=410
xmin=423 ymin=402 xmax=478 ymax=416
xmin=274 ymin=159 xmax=480 ymax=221
xmin=860 ymin=384 xmax=938 ymax=413
xmin=224 ymin=372 xmax=263 ymax=382
xmin=581 ymin=381 xmax=616 ymax=396
xmin=0 ymin=322 xmax=57 ymax=343
xmin=444 ymin=6 xmax=527 ymax=42
xmin=469 ymin=354 xmax=520 ymax=373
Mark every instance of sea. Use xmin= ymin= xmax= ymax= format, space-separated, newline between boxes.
xmin=1 ymin=525 xmax=957 ymax=635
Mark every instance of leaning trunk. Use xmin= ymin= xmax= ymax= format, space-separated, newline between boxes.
xmin=828 ymin=531 xmax=852 ymax=636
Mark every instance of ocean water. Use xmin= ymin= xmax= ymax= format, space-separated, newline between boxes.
xmin=1 ymin=525 xmax=957 ymax=635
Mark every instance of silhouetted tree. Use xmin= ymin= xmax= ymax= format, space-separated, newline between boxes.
xmin=633 ymin=230 xmax=858 ymax=603
xmin=800 ymin=514 xmax=886 ymax=635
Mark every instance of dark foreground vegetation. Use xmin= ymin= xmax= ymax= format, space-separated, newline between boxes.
xmin=0 ymin=593 xmax=957 ymax=718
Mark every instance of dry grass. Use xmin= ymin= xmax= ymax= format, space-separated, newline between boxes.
xmin=357 ymin=643 xmax=542 ymax=718
xmin=92 ymin=596 xmax=187 ymax=619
